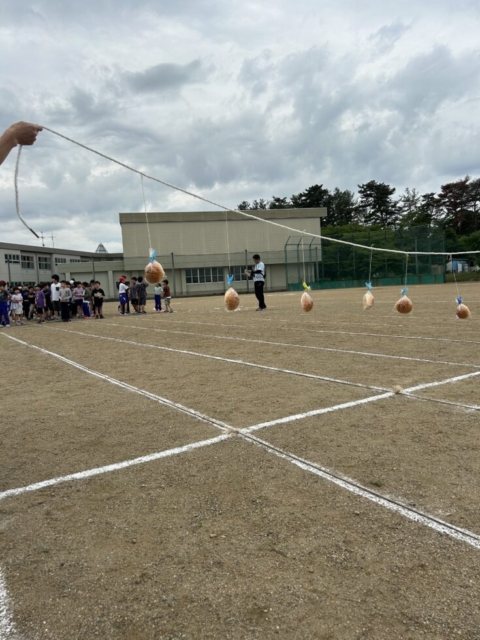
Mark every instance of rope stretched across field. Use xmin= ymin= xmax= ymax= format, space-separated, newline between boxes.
xmin=15 ymin=126 xmax=480 ymax=257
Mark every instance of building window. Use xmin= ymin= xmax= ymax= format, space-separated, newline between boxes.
xmin=55 ymin=257 xmax=67 ymax=265
xmin=231 ymin=266 xmax=248 ymax=282
xmin=69 ymin=258 xmax=90 ymax=263
xmin=186 ymin=267 xmax=224 ymax=284
xmin=38 ymin=257 xmax=52 ymax=271
xmin=21 ymin=255 xmax=35 ymax=269
xmin=4 ymin=254 xmax=20 ymax=264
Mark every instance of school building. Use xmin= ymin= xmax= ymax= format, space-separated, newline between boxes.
xmin=0 ymin=208 xmax=326 ymax=298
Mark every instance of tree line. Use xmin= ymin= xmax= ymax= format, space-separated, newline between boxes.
xmin=237 ymin=176 xmax=480 ymax=254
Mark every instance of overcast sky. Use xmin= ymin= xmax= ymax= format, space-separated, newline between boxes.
xmin=1 ymin=0 xmax=479 ymax=252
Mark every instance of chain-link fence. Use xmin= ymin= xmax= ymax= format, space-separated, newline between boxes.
xmin=285 ymin=226 xmax=446 ymax=290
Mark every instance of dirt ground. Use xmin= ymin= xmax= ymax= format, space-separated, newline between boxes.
xmin=0 ymin=282 xmax=479 ymax=639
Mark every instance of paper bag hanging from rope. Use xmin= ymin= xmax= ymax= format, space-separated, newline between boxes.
xmin=362 ymin=249 xmax=374 ymax=310
xmin=140 ymin=175 xmax=165 ymax=284
xmin=456 ymin=296 xmax=470 ymax=320
xmin=299 ymin=240 xmax=313 ymax=312
xmin=301 ymin=282 xmax=313 ymax=312
xmin=145 ymin=249 xmax=165 ymax=284
xmin=363 ymin=283 xmax=374 ymax=310
xmin=395 ymin=287 xmax=413 ymax=314
xmin=395 ymin=255 xmax=413 ymax=314
xmin=224 ymin=275 xmax=240 ymax=311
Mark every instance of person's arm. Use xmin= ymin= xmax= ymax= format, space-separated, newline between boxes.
xmin=0 ymin=122 xmax=43 ymax=165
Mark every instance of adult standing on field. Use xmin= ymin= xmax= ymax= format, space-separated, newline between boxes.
xmin=247 ymin=254 xmax=267 ymax=311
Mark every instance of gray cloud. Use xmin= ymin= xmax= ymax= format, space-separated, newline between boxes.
xmin=369 ymin=20 xmax=412 ymax=54
xmin=1 ymin=0 xmax=480 ymax=251
xmin=124 ymin=60 xmax=210 ymax=94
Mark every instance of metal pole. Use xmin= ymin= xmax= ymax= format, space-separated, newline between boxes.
xmin=92 ymin=257 xmax=96 ymax=280
xmin=7 ymin=256 xmax=11 ymax=285
xmin=415 ymin=237 xmax=419 ymax=275
xmin=171 ymin=252 xmax=176 ymax=297
xmin=35 ymin=254 xmax=40 ymax=284
xmin=297 ymin=241 xmax=301 ymax=285
xmin=245 ymin=249 xmax=249 ymax=293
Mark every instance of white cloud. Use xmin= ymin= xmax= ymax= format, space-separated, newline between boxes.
xmin=1 ymin=0 xmax=479 ymax=250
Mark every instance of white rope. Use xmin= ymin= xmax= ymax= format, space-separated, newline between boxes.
xmin=301 ymin=237 xmax=306 ymax=283
xmin=225 ymin=211 xmax=231 ymax=271
xmin=14 ymin=146 xmax=40 ymax=238
xmin=41 ymin=126 xmax=480 ymax=258
xmin=140 ymin=175 xmax=153 ymax=251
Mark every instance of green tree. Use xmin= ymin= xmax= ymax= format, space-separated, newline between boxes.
xmin=325 ymin=188 xmax=359 ymax=226
xmin=290 ymin=184 xmax=330 ymax=208
xmin=357 ymin=180 xmax=399 ymax=228
xmin=268 ymin=196 xmax=292 ymax=209
xmin=468 ymin=178 xmax=480 ymax=233
xmin=436 ymin=176 xmax=472 ymax=235
xmin=250 ymin=198 xmax=269 ymax=210
xmin=399 ymin=191 xmax=437 ymax=229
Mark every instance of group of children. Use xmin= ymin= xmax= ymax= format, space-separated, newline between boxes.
xmin=0 ymin=277 xmax=105 ymax=327
xmin=0 ymin=273 xmax=174 ymax=328
xmin=117 ymin=275 xmax=172 ymax=315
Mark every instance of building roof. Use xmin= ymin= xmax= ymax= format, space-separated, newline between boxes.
xmin=0 ymin=242 xmax=122 ymax=259
xmin=119 ymin=208 xmax=327 ymax=225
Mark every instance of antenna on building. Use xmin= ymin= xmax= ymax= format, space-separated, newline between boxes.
xmin=50 ymin=233 xmax=56 ymax=248
xmin=40 ymin=232 xmax=46 ymax=247
xmin=95 ymin=243 xmax=108 ymax=254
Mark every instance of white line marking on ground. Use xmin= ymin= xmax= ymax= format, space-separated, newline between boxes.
xmin=50 ymin=327 xmax=388 ymax=393
xmin=243 ymin=370 xmax=480 ymax=432
xmin=0 ymin=569 xmax=15 ymax=640
xmin=247 ymin=435 xmax=480 ymax=550
xmin=3 ymin=334 xmax=480 ymax=550
xmin=149 ymin=318 xmax=480 ymax=346
xmin=1 ymin=334 xmax=231 ymax=432
xmin=105 ymin=323 xmax=480 ymax=369
xmin=0 ymin=434 xmax=230 ymax=502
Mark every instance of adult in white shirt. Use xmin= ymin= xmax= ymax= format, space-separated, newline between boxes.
xmin=247 ymin=254 xmax=267 ymax=311
xmin=50 ymin=274 xmax=61 ymax=319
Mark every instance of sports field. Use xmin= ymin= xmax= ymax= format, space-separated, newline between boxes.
xmin=1 ymin=282 xmax=479 ymax=639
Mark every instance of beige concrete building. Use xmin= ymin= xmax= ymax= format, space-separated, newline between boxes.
xmin=0 ymin=243 xmax=124 ymax=298
xmin=119 ymin=208 xmax=326 ymax=296
xmin=0 ymin=208 xmax=326 ymax=299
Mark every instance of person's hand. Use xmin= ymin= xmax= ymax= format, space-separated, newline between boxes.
xmin=3 ymin=121 xmax=43 ymax=147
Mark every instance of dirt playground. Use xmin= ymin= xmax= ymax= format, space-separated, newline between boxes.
xmin=0 ymin=282 xmax=479 ymax=639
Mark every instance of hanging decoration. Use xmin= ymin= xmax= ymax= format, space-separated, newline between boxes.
xmin=456 ymin=296 xmax=470 ymax=320
xmin=301 ymin=282 xmax=313 ymax=312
